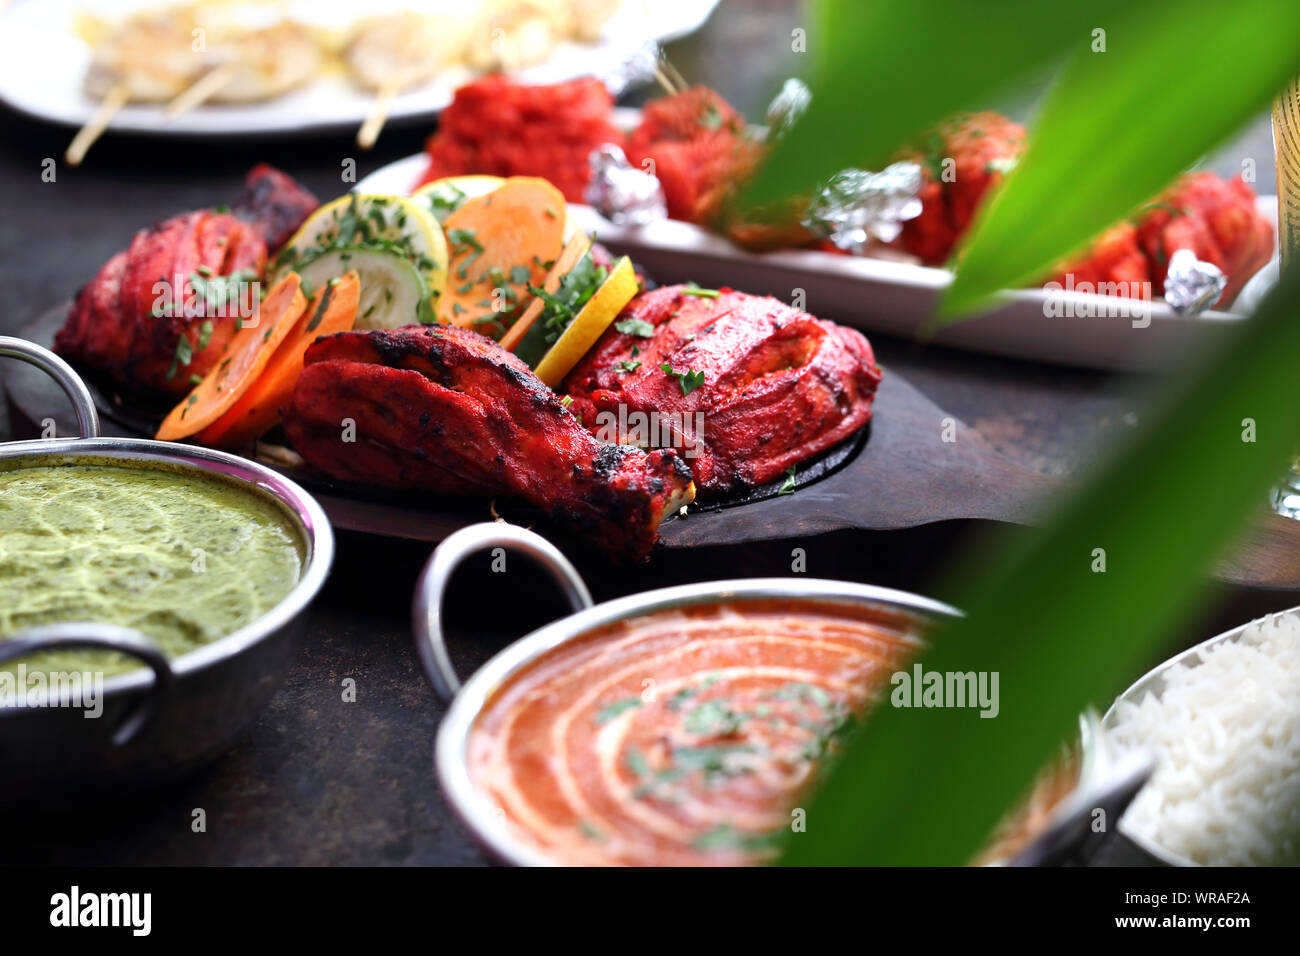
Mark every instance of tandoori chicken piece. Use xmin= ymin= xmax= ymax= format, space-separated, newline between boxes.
xmin=1051 ymin=172 xmax=1272 ymax=307
xmin=230 ymin=163 xmax=321 ymax=251
xmin=625 ymin=87 xmax=761 ymax=224
xmin=1048 ymin=223 xmax=1151 ymax=295
xmin=1133 ymin=172 xmax=1274 ymax=306
xmin=56 ymin=210 xmax=265 ymax=394
xmin=281 ymin=324 xmax=696 ymax=561
xmin=896 ymin=111 xmax=1027 ymax=266
xmin=563 ymin=287 xmax=882 ymax=494
xmin=418 ymin=75 xmax=621 ymax=202
xmin=55 ymin=166 xmax=318 ymax=395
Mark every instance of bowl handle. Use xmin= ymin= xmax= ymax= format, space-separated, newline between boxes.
xmin=0 ymin=624 xmax=174 ymax=746
xmin=413 ymin=522 xmax=593 ymax=703
xmin=0 ymin=335 xmax=100 ymax=439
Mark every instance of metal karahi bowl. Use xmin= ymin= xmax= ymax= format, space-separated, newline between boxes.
xmin=412 ymin=522 xmax=960 ymax=867
xmin=0 ymin=336 xmax=334 ymax=803
xmin=1089 ymin=611 xmax=1300 ymax=867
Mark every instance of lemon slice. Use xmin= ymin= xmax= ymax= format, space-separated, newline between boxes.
xmin=270 ymin=193 xmax=448 ymax=307
xmin=414 ymin=175 xmax=506 ymax=224
xmin=535 ymin=256 xmax=638 ymax=388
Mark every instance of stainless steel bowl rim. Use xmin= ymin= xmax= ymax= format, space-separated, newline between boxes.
xmin=0 ymin=435 xmax=334 ymax=703
xmin=1091 ymin=609 xmax=1297 ymax=867
xmin=434 ymin=575 xmax=960 ymax=867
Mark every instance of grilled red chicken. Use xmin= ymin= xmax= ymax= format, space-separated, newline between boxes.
xmin=897 ymin=112 xmax=1027 ymax=266
xmin=563 ymin=287 xmax=882 ymax=494
xmin=282 ymin=325 xmax=696 ymax=561
xmin=1134 ymin=172 xmax=1273 ymax=306
xmin=230 ymin=163 xmax=320 ymax=250
xmin=1051 ymin=172 xmax=1273 ymax=307
xmin=55 ymin=165 xmax=317 ymax=395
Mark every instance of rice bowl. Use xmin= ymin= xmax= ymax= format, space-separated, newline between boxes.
xmin=1107 ymin=611 xmax=1300 ymax=866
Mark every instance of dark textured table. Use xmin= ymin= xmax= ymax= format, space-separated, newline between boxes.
xmin=0 ymin=0 xmax=1277 ymax=865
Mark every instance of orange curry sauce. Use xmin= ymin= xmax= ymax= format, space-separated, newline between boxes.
xmin=467 ymin=599 xmax=924 ymax=865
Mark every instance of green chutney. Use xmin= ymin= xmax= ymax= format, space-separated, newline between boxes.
xmin=0 ymin=460 xmax=302 ymax=677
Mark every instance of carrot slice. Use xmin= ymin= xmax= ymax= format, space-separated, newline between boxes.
xmin=196 ymin=271 xmax=360 ymax=448
xmin=156 ymin=273 xmax=307 ymax=442
xmin=499 ymin=232 xmax=591 ymax=352
xmin=436 ymin=176 xmax=566 ymax=335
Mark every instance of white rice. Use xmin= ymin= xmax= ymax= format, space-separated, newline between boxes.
xmin=1109 ymin=611 xmax=1300 ymax=866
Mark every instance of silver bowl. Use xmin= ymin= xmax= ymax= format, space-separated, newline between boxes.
xmin=412 ymin=522 xmax=960 ymax=866
xmin=1089 ymin=610 xmax=1299 ymax=867
xmin=0 ymin=336 xmax=334 ymax=802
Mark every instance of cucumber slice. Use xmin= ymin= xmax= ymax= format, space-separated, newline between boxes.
xmin=271 ymin=193 xmax=448 ymax=307
xmin=297 ymin=247 xmax=431 ymax=331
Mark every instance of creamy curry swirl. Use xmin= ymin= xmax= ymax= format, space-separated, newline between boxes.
xmin=467 ymin=599 xmax=924 ymax=866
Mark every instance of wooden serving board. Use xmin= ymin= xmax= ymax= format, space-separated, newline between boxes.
xmin=7 ymin=305 xmax=1300 ymax=593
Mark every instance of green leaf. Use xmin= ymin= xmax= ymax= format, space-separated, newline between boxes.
xmin=743 ymin=0 xmax=1132 ymax=206
xmin=780 ymin=264 xmax=1300 ymax=865
xmin=942 ymin=0 xmax=1300 ymax=315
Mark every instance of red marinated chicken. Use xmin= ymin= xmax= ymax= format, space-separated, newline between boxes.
xmin=56 ymin=210 xmax=266 ymax=394
xmin=282 ymin=324 xmax=696 ymax=561
xmin=625 ymin=86 xmax=775 ymax=241
xmin=418 ymin=76 xmax=622 ymax=202
xmin=897 ymin=112 xmax=1027 ymax=266
xmin=1052 ymin=172 xmax=1273 ymax=307
xmin=564 ymin=287 xmax=882 ymax=494
xmin=55 ymin=165 xmax=317 ymax=395
xmin=1134 ymin=172 xmax=1273 ymax=306
xmin=230 ymin=162 xmax=321 ymax=250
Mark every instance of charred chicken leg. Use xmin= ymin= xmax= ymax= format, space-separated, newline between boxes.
xmin=282 ymin=324 xmax=696 ymax=561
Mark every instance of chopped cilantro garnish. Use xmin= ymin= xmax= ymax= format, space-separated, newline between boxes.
xmin=596 ymin=697 xmax=641 ymax=724
xmin=523 ymin=251 xmax=608 ymax=349
xmin=306 ymin=280 xmax=335 ymax=332
xmin=660 ymin=363 xmax=705 ymax=395
xmin=682 ymin=282 xmax=720 ymax=299
xmin=615 ymin=318 xmax=656 ymax=337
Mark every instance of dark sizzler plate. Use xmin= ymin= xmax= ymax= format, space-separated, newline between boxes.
xmin=7 ymin=303 xmax=866 ymax=533
xmin=12 ymin=303 xmax=1300 ymax=591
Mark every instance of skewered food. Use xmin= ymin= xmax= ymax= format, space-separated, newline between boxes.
xmin=83 ymin=9 xmax=205 ymax=103
xmin=202 ymin=20 xmax=322 ymax=105
xmin=84 ymin=7 xmax=320 ymax=105
xmin=346 ymin=11 xmax=472 ymax=149
xmin=465 ymin=1 xmax=559 ymax=73
xmin=344 ymin=12 xmax=468 ymax=94
xmin=564 ymin=286 xmax=882 ymax=493
xmin=281 ymin=324 xmax=696 ymax=560
xmin=55 ymin=166 xmax=318 ymax=394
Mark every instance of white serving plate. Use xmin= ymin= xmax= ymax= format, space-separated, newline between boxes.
xmin=0 ymin=0 xmax=718 ymax=137
xmin=358 ymin=151 xmax=1278 ymax=372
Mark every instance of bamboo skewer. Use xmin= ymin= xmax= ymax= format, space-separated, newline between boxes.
xmin=356 ymin=77 xmax=400 ymax=150
xmin=65 ymin=82 xmax=129 ymax=166
xmin=164 ymin=62 xmax=237 ymax=119
xmin=658 ymin=55 xmax=687 ymax=94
